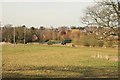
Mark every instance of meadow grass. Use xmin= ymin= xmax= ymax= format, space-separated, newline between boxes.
xmin=2 ymin=44 xmax=118 ymax=78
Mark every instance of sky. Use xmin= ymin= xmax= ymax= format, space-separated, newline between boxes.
xmin=1 ymin=0 xmax=95 ymax=28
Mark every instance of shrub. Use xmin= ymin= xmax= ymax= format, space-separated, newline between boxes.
xmin=83 ymin=39 xmax=90 ymax=47
xmin=83 ymin=36 xmax=97 ymax=47
xmin=47 ymin=40 xmax=60 ymax=45
xmin=39 ymin=39 xmax=49 ymax=44
xmin=106 ymin=41 xmax=113 ymax=47
xmin=63 ymin=39 xmax=72 ymax=43
xmin=89 ymin=38 xmax=97 ymax=47
xmin=72 ymin=39 xmax=80 ymax=45
xmin=84 ymin=41 xmax=90 ymax=47
xmin=97 ymin=40 xmax=104 ymax=47
xmin=47 ymin=41 xmax=54 ymax=45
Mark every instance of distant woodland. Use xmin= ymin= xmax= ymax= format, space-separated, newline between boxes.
xmin=0 ymin=0 xmax=119 ymax=48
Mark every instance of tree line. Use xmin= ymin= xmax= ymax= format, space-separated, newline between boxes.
xmin=0 ymin=0 xmax=119 ymax=47
xmin=1 ymin=24 xmax=118 ymax=47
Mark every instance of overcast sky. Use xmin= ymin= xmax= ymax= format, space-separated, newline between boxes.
xmin=1 ymin=0 xmax=95 ymax=28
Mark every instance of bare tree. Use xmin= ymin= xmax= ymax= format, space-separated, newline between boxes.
xmin=22 ymin=25 xmax=26 ymax=47
xmin=81 ymin=0 xmax=119 ymax=28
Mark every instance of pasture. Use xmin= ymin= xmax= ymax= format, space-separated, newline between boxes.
xmin=2 ymin=44 xmax=118 ymax=78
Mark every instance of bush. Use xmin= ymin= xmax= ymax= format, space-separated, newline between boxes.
xmin=47 ymin=41 xmax=54 ymax=45
xmin=83 ymin=39 xmax=90 ymax=47
xmin=97 ymin=40 xmax=104 ymax=47
xmin=90 ymin=39 xmax=97 ymax=47
xmin=83 ymin=36 xmax=97 ymax=47
xmin=16 ymin=40 xmax=24 ymax=43
xmin=63 ymin=39 xmax=72 ymax=43
xmin=106 ymin=41 xmax=113 ymax=47
xmin=39 ymin=40 xmax=49 ymax=44
xmin=72 ymin=39 xmax=80 ymax=45
xmin=84 ymin=41 xmax=90 ymax=47
xmin=47 ymin=40 xmax=60 ymax=45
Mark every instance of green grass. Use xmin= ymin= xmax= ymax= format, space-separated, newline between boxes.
xmin=2 ymin=44 xmax=118 ymax=78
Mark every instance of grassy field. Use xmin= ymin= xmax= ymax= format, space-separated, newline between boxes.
xmin=2 ymin=44 xmax=118 ymax=78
